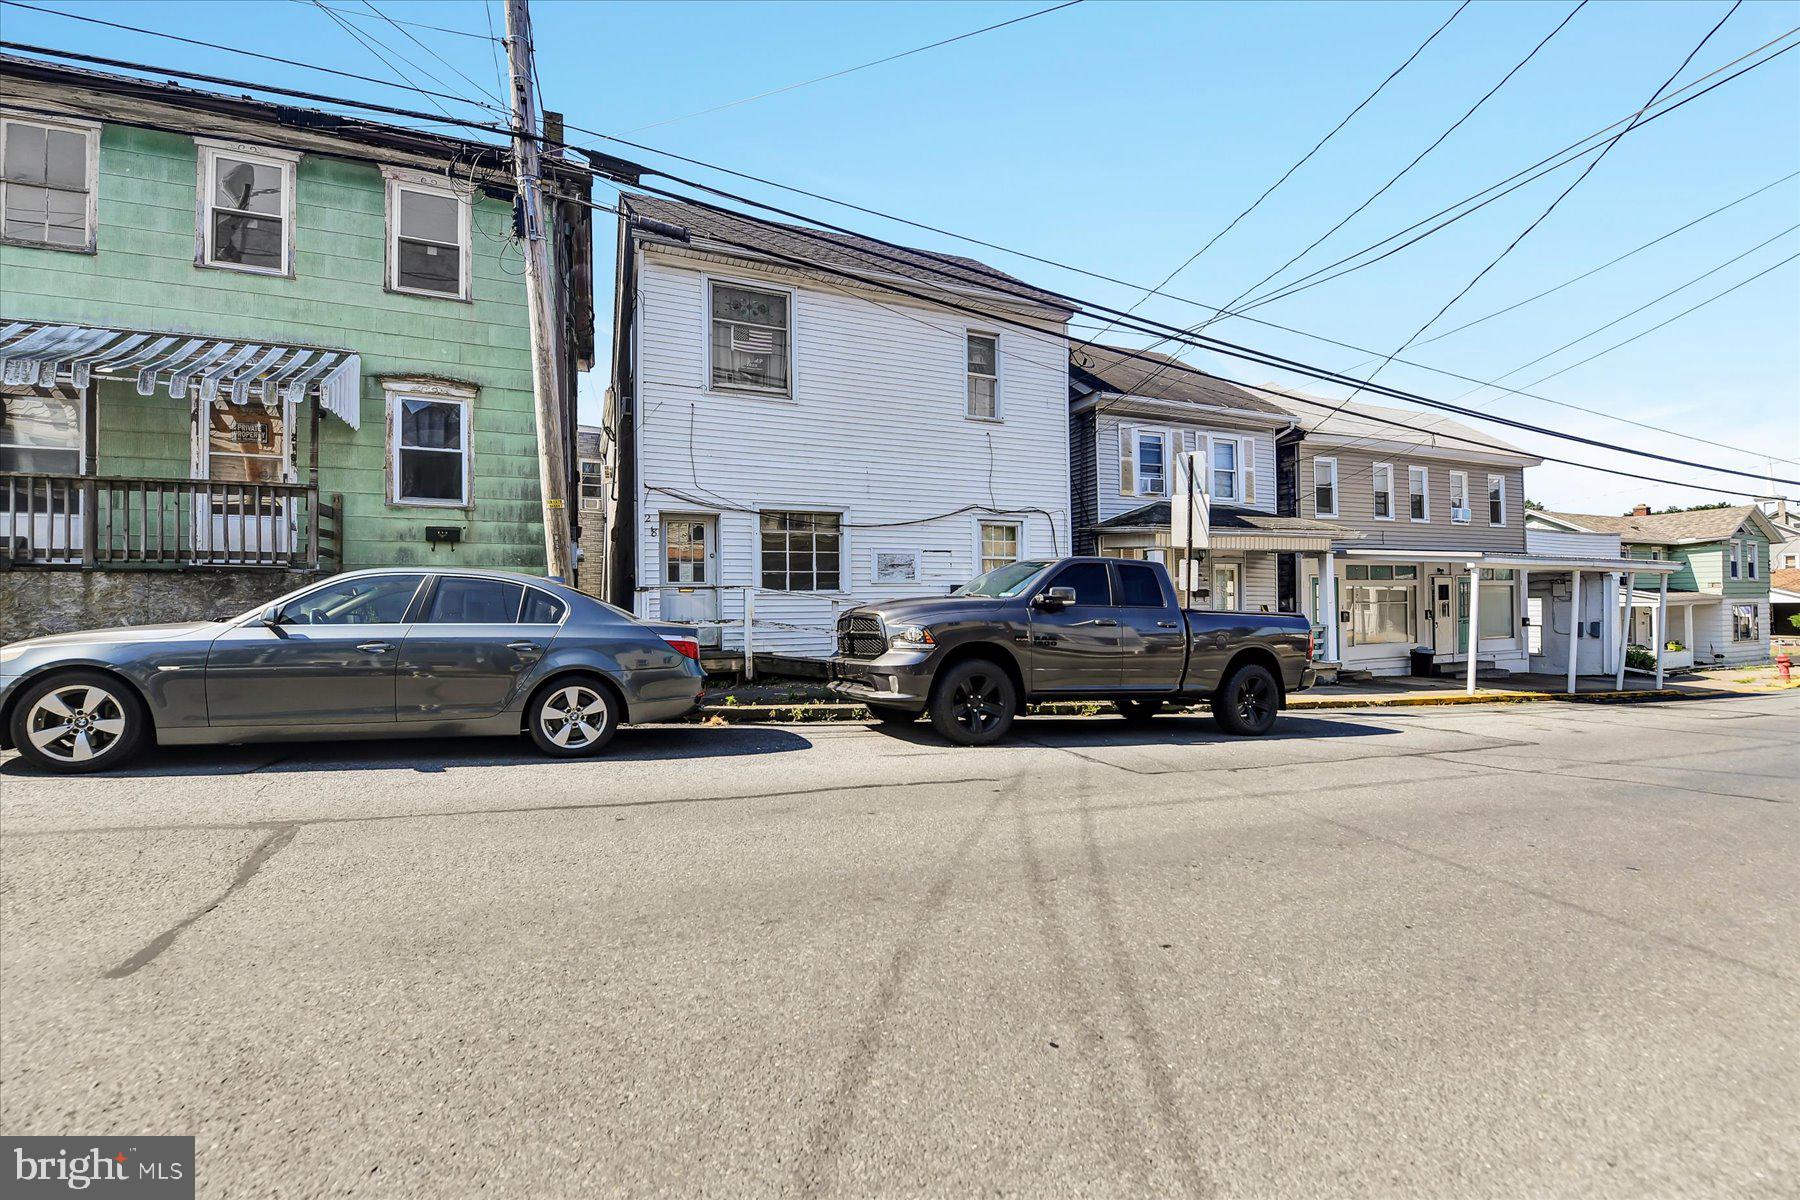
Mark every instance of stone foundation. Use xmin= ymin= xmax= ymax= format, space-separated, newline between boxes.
xmin=0 ymin=569 xmax=318 ymax=642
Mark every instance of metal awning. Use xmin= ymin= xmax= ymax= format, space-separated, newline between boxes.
xmin=0 ymin=320 xmax=362 ymax=428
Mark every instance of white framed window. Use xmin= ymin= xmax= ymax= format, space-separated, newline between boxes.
xmin=1487 ymin=473 xmax=1507 ymax=527
xmin=1449 ymin=470 xmax=1470 ymax=523
xmin=709 ymin=279 xmax=791 ymax=394
xmin=0 ymin=112 xmax=98 ymax=252
xmin=966 ymin=332 xmax=998 ymax=420
xmin=978 ymin=520 xmax=1020 ymax=574
xmin=1729 ymin=541 xmax=1740 ymax=579
xmin=0 ymin=384 xmax=85 ymax=474
xmin=386 ymin=385 xmax=472 ymax=507
xmin=1210 ymin=437 xmax=1239 ymax=502
xmin=1408 ymin=465 xmax=1430 ymax=522
xmin=760 ymin=511 xmax=840 ymax=591
xmin=1476 ymin=567 xmax=1517 ymax=641
xmin=1372 ymin=463 xmax=1394 ymax=521
xmin=1732 ymin=603 xmax=1758 ymax=642
xmin=1135 ymin=429 xmax=1167 ymax=496
xmin=1313 ymin=456 xmax=1338 ymax=518
xmin=578 ymin=459 xmax=605 ymax=510
xmin=385 ymin=170 xmax=471 ymax=299
xmin=1746 ymin=540 xmax=1759 ymax=580
xmin=197 ymin=140 xmax=297 ymax=275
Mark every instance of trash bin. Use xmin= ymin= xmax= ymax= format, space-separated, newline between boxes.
xmin=1409 ymin=647 xmax=1435 ymax=677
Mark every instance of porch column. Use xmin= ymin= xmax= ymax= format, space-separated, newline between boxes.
xmin=1566 ymin=570 xmax=1582 ymax=695
xmin=1683 ymin=604 xmax=1693 ymax=661
xmin=1655 ymin=572 xmax=1669 ymax=689
xmin=1322 ymin=547 xmax=1338 ymax=662
xmin=1465 ymin=562 xmax=1482 ymax=695
xmin=1614 ymin=570 xmax=1634 ymax=691
xmin=1518 ymin=568 xmax=1530 ymax=656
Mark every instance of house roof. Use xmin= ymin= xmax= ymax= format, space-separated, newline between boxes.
xmin=620 ymin=193 xmax=1072 ymax=315
xmin=1261 ymin=387 xmax=1541 ymax=463
xmin=1539 ymin=505 xmax=1776 ymax=545
xmin=1768 ymin=567 xmax=1800 ymax=596
xmin=1068 ymin=344 xmax=1290 ymax=417
xmin=1093 ymin=502 xmax=1355 ymax=538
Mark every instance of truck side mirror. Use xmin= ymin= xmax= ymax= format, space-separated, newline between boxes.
xmin=1034 ymin=586 xmax=1077 ymax=610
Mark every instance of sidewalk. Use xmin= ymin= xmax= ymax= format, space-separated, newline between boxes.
xmin=693 ymin=664 xmax=1794 ymax=724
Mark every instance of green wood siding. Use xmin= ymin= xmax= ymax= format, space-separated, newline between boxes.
xmin=1 ymin=123 xmax=547 ymax=572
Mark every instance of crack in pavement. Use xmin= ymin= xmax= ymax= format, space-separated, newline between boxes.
xmin=103 ymin=823 xmax=299 ymax=979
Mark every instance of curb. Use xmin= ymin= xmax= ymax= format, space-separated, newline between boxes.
xmin=690 ymin=687 xmax=1736 ymax=725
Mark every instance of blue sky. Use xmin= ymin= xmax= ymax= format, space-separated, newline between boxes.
xmin=10 ymin=0 xmax=1798 ymax=512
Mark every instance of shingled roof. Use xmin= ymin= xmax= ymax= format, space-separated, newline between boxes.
xmin=1069 ymin=344 xmax=1290 ymax=417
xmin=620 ymin=194 xmax=1072 ymax=314
xmin=1540 ymin=505 xmax=1765 ymax=545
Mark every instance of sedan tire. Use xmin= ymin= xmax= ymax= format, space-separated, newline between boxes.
xmin=9 ymin=670 xmax=148 ymax=774
xmin=928 ymin=659 xmax=1017 ymax=746
xmin=526 ymin=677 xmax=621 ymax=757
xmin=1211 ymin=661 xmax=1279 ymax=736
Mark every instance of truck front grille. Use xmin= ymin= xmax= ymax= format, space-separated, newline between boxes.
xmin=837 ymin=614 xmax=886 ymax=659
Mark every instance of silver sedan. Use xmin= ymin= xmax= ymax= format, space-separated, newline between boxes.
xmin=0 ymin=569 xmax=706 ymax=773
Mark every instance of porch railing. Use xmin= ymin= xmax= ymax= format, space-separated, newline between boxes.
xmin=1 ymin=473 xmax=342 ymax=570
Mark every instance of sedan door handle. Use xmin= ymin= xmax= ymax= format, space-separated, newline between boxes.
xmin=356 ymin=642 xmax=394 ymax=653
xmin=507 ymin=641 xmax=541 ymax=653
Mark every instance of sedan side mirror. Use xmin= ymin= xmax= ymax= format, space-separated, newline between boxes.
xmin=260 ymin=605 xmax=283 ymax=628
xmin=1034 ymin=586 xmax=1077 ymax=610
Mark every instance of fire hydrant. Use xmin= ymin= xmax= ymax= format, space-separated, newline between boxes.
xmin=1778 ymin=650 xmax=1792 ymax=683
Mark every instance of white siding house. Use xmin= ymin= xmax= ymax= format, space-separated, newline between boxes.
xmin=603 ymin=195 xmax=1072 ymax=658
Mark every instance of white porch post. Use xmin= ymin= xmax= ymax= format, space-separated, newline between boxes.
xmin=1566 ymin=570 xmax=1582 ymax=695
xmin=1614 ymin=570 xmax=1634 ymax=690
xmin=743 ymin=585 xmax=756 ymax=680
xmin=1465 ymin=562 xmax=1482 ymax=695
xmin=1322 ymin=548 xmax=1338 ymax=663
xmin=1683 ymin=604 xmax=1694 ymax=656
xmin=1655 ymin=572 xmax=1669 ymax=689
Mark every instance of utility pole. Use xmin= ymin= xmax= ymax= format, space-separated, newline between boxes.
xmin=503 ymin=0 xmax=574 ymax=580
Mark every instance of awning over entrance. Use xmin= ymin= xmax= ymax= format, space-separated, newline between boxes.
xmin=0 ymin=320 xmax=362 ymax=429
xmin=1094 ymin=501 xmax=1360 ymax=551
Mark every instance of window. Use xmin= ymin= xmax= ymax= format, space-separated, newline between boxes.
xmin=389 ymin=392 xmax=470 ymax=506
xmin=1347 ymin=584 xmax=1415 ymax=646
xmin=1115 ymin=561 xmax=1165 ymax=607
xmin=760 ymin=511 xmax=839 ymax=591
xmin=979 ymin=520 xmax=1020 ymax=574
xmin=1729 ymin=541 xmax=1740 ymax=579
xmin=0 ymin=385 xmax=82 ymax=474
xmin=1372 ymin=463 xmax=1394 ymax=520
xmin=1487 ymin=474 xmax=1506 ymax=527
xmin=206 ymin=400 xmax=288 ymax=483
xmin=1212 ymin=563 xmax=1240 ymax=611
xmin=1732 ymin=603 xmax=1758 ymax=643
xmin=710 ymin=281 xmax=790 ymax=393
xmin=387 ymin=174 xmax=470 ymax=298
xmin=1136 ymin=430 xmax=1166 ymax=495
xmin=1348 ymin=564 xmax=1418 ymax=581
xmin=1211 ymin=438 xmax=1238 ymax=502
xmin=424 ymin=577 xmax=526 ymax=623
xmin=199 ymin=142 xmax=295 ymax=275
xmin=1449 ymin=471 xmax=1470 ymax=523
xmin=665 ymin=521 xmax=709 ymax=584
xmin=1477 ymin=569 xmax=1516 ymax=640
xmin=1 ymin=114 xmax=96 ymax=251
xmin=966 ymin=333 xmax=998 ymax=419
xmin=1313 ymin=456 xmax=1338 ymax=518
xmin=578 ymin=459 xmax=605 ymax=510
xmin=521 ymin=588 xmax=568 ymax=624
xmin=1408 ymin=465 xmax=1429 ymax=522
xmin=1047 ymin=561 xmax=1110 ymax=605
xmin=276 ymin=574 xmax=423 ymax=625
xmin=1746 ymin=540 xmax=1759 ymax=580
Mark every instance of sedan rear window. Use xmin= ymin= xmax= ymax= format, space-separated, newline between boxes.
xmin=425 ymin=578 xmax=525 ymax=623
xmin=521 ymin=588 xmax=567 ymax=624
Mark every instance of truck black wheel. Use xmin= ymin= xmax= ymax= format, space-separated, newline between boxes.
xmin=1211 ymin=662 xmax=1279 ymax=736
xmin=928 ymin=659 xmax=1016 ymax=746
xmin=1114 ymin=699 xmax=1164 ymax=724
xmin=865 ymin=704 xmax=917 ymax=725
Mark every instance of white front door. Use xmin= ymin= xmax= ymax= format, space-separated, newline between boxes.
xmin=660 ymin=514 xmax=720 ymax=647
xmin=1431 ymin=575 xmax=1460 ymax=657
xmin=193 ymin=398 xmax=296 ymax=561
xmin=1212 ymin=563 xmax=1240 ymax=611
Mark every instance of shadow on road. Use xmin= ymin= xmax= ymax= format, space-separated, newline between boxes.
xmin=0 ymin=725 xmax=815 ymax=779
xmin=864 ymin=712 xmax=1397 ymax=749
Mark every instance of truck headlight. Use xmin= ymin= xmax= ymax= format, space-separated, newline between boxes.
xmin=889 ymin=625 xmax=936 ymax=650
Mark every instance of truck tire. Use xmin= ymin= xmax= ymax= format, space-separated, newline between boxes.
xmin=865 ymin=704 xmax=917 ymax=725
xmin=1114 ymin=699 xmax=1164 ymax=724
xmin=1212 ymin=662 xmax=1279 ymax=736
xmin=928 ymin=659 xmax=1017 ymax=746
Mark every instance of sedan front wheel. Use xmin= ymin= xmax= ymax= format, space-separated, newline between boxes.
xmin=527 ymin=678 xmax=621 ymax=757
xmin=9 ymin=670 xmax=148 ymax=774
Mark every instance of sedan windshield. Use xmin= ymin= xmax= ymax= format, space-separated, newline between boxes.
xmin=953 ymin=560 xmax=1052 ymax=599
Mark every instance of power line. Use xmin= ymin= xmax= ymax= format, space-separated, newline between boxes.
xmin=358 ymin=0 xmax=506 ymax=108
xmin=1075 ymin=0 xmax=1470 ymax=350
xmin=302 ymin=1 xmax=497 ymax=40
xmin=309 ymin=0 xmax=466 ymax=124
xmin=625 ymin=0 xmax=1086 ymax=133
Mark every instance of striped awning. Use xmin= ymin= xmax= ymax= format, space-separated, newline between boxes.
xmin=0 ymin=320 xmax=363 ymax=429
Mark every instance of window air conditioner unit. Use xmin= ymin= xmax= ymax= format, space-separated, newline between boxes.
xmin=1451 ymin=505 xmax=1472 ymax=522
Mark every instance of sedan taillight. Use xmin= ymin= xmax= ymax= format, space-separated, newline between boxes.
xmin=661 ymin=635 xmax=701 ymax=661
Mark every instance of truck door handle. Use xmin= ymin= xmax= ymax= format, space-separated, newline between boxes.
xmin=1156 ymin=620 xmax=1178 ymax=628
xmin=507 ymin=641 xmax=541 ymax=653
xmin=1074 ymin=618 xmax=1118 ymax=627
xmin=356 ymin=642 xmax=394 ymax=654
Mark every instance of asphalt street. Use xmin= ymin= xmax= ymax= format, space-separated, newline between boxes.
xmin=2 ymin=694 xmax=1796 ymax=1198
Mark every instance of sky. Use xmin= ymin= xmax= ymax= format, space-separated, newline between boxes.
xmin=7 ymin=0 xmax=1798 ymax=515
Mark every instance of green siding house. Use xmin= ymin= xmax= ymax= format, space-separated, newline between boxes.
xmin=1532 ymin=504 xmax=1781 ymax=668
xmin=0 ymin=55 xmax=592 ymax=637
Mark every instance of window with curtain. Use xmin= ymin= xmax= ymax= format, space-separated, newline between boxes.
xmin=1136 ymin=431 xmax=1166 ymax=495
xmin=1449 ymin=471 xmax=1469 ymax=523
xmin=1211 ymin=438 xmax=1238 ymax=501
xmin=1409 ymin=466 xmax=1429 ymax=521
xmin=1348 ymin=584 xmax=1415 ymax=645
xmin=391 ymin=395 xmax=469 ymax=505
xmin=979 ymin=521 xmax=1019 ymax=574
xmin=1372 ymin=464 xmax=1393 ymax=520
xmin=0 ymin=385 xmax=81 ymax=474
xmin=711 ymin=282 xmax=790 ymax=393
xmin=1732 ymin=604 xmax=1758 ymax=642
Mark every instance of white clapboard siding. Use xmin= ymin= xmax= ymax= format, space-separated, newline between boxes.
xmin=1093 ymin=410 xmax=1279 ymax=523
xmin=634 ymin=252 xmax=1071 ymax=655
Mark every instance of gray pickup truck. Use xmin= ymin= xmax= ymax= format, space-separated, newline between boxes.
xmin=829 ymin=556 xmax=1315 ymax=744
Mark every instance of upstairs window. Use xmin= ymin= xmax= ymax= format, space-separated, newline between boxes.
xmin=1136 ymin=430 xmax=1167 ymax=495
xmin=1449 ymin=470 xmax=1470 ymax=524
xmin=1 ymin=114 xmax=96 ymax=252
xmin=578 ymin=459 xmax=605 ymax=510
xmin=199 ymin=142 xmax=295 ymax=275
xmin=387 ymin=174 xmax=470 ymax=299
xmin=1211 ymin=437 xmax=1238 ymax=502
xmin=1487 ymin=474 xmax=1507 ymax=527
xmin=710 ymin=281 xmax=791 ymax=394
xmin=1408 ymin=465 xmax=1429 ymax=522
xmin=966 ymin=333 xmax=998 ymax=419
xmin=1730 ymin=541 xmax=1740 ymax=579
xmin=1372 ymin=463 xmax=1393 ymax=520
xmin=1313 ymin=456 xmax=1338 ymax=518
xmin=1747 ymin=540 xmax=1758 ymax=579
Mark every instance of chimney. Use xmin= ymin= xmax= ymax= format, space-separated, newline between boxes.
xmin=1630 ymin=503 xmax=1651 ymax=517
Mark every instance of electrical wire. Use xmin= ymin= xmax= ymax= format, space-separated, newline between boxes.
xmin=303 ymin=1 xmax=497 ymax=40
xmin=358 ymin=0 xmax=506 ymax=109
xmin=309 ymin=0 xmax=465 ymax=125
